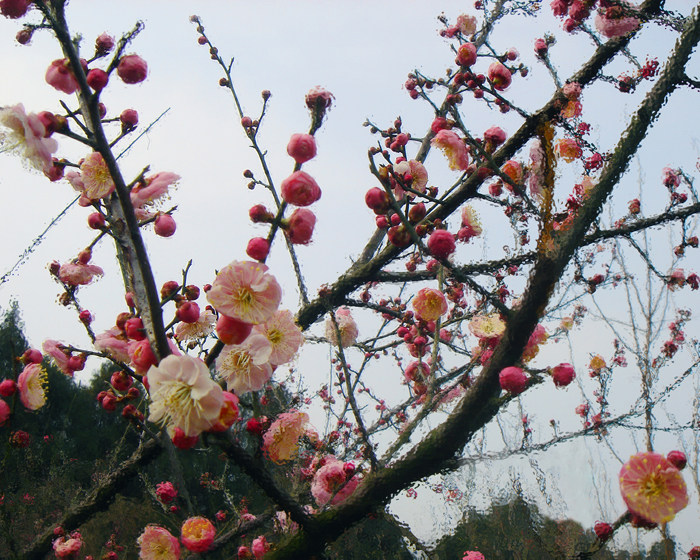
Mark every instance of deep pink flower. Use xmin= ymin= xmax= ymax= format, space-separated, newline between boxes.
xmin=594 ymin=521 xmax=613 ymax=541
xmin=522 ymin=324 xmax=548 ymax=362
xmin=53 ymin=536 xmax=83 ymax=558
xmin=0 ymin=379 xmax=16 ymax=397
xmin=181 ymin=517 xmax=216 ymax=553
xmin=43 ymin=340 xmax=74 ymax=376
xmin=431 ymin=130 xmax=469 ymax=171
xmin=619 ymin=451 xmax=688 ymax=524
xmin=287 ymin=208 xmax=316 ymax=244
xmin=207 ymin=261 xmax=282 ymax=325
xmin=45 ymin=58 xmax=80 ymax=94
xmin=281 ymin=171 xmax=322 ymax=207
xmin=155 ymin=481 xmax=178 ymax=504
xmin=667 ymin=450 xmax=687 ymax=470
xmin=117 ymin=54 xmax=148 ymax=84
xmin=0 ymin=104 xmax=58 ymax=173
xmin=412 ymin=288 xmax=448 ymax=322
xmin=137 ymin=525 xmax=180 ymax=560
xmin=287 ymin=133 xmax=317 ymax=164
xmin=325 ymin=307 xmax=359 ymax=348
xmin=488 ymin=62 xmax=512 ymax=91
xmin=456 ymin=42 xmax=477 ymax=67
xmin=154 ymin=213 xmax=177 ymax=237
xmin=252 ymin=535 xmax=269 ymax=559
xmin=246 ymin=237 xmax=270 ymax=261
xmin=427 ymin=229 xmax=456 ymax=259
xmin=551 ymin=363 xmax=576 ymax=387
xmin=534 ymin=38 xmax=548 ymax=56
xmin=483 ymin=126 xmax=506 ymax=149
xmin=311 ymin=456 xmax=360 ymax=506
xmin=462 ymin=552 xmax=486 ymax=560
xmin=94 ymin=328 xmax=130 ymax=363
xmin=209 ymin=391 xmax=240 ymax=432
xmin=499 ymin=366 xmax=528 ymax=394
xmin=305 ymin=86 xmax=334 ymax=120
xmin=86 ymin=68 xmax=109 ymax=91
xmin=263 ymin=411 xmax=310 ymax=463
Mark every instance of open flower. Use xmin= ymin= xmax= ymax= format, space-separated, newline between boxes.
xmin=619 ymin=451 xmax=688 ymax=524
xmin=175 ymin=309 xmax=216 ymax=343
xmin=131 ymin=171 xmax=180 ymax=208
xmin=137 ymin=525 xmax=180 ymax=560
xmin=17 ymin=363 xmax=47 ymax=410
xmin=0 ymin=104 xmax=57 ymax=173
xmin=147 ymin=354 xmax=224 ymax=437
xmin=52 ymin=535 xmax=83 ymax=558
xmin=215 ymin=335 xmax=273 ymax=394
xmin=263 ymin=411 xmax=309 ymax=463
xmin=468 ymin=313 xmax=505 ymax=341
xmin=207 ymin=261 xmax=282 ymax=325
xmin=58 ymin=261 xmax=104 ymax=286
xmin=253 ymin=309 xmax=304 ymax=366
xmin=431 ymin=129 xmax=469 ymax=171
xmin=80 ymin=152 xmax=115 ymax=199
xmin=181 ymin=517 xmax=216 ymax=553
xmin=412 ymin=288 xmax=448 ymax=322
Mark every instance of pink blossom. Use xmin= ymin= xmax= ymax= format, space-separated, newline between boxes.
xmin=17 ymin=363 xmax=47 ymax=410
xmin=287 ymin=208 xmax=316 ymax=244
xmin=155 ymin=481 xmax=178 ymax=504
xmin=252 ymin=535 xmax=269 ymax=559
xmin=458 ymin=205 xmax=482 ymax=242
xmin=456 ymin=42 xmax=477 ymax=67
xmin=42 ymin=340 xmax=74 ymax=376
xmin=562 ymin=82 xmax=582 ymax=101
xmin=215 ymin=335 xmax=273 ymax=394
xmin=154 ymin=213 xmax=177 ymax=237
xmin=181 ymin=517 xmax=216 ymax=553
xmin=468 ymin=314 xmax=505 ymax=340
xmin=595 ymin=2 xmax=640 ymax=39
xmin=325 ymin=307 xmax=359 ymax=348
xmin=117 ymin=54 xmax=148 ymax=84
xmin=311 ymin=456 xmax=360 ymax=506
xmin=365 ymin=187 xmax=390 ymax=214
xmin=0 ymin=399 xmax=10 ymax=426
xmin=147 ymin=354 xmax=224 ymax=437
xmin=130 ymin=172 xmax=180 ymax=207
xmin=488 ymin=62 xmax=512 ymax=91
xmin=0 ymin=104 xmax=58 ymax=173
xmin=94 ymin=328 xmax=130 ymax=362
xmin=287 ymin=133 xmax=317 ymax=164
xmin=58 ymin=261 xmax=104 ymax=286
xmin=174 ymin=309 xmax=216 ymax=343
xmin=216 ymin=314 xmax=253 ymax=345
xmin=594 ymin=521 xmax=613 ymax=541
xmin=551 ymin=363 xmax=576 ymax=387
xmin=53 ymin=535 xmax=83 ymax=558
xmin=499 ymin=366 xmax=528 ymax=394
xmin=137 ymin=525 xmax=180 ymax=560
xmin=263 ymin=411 xmax=309 ymax=463
xmin=0 ymin=379 xmax=16 ymax=397
xmin=555 ymin=138 xmax=582 ymax=162
xmin=207 ymin=261 xmax=282 ymax=325
xmin=305 ymin=86 xmax=334 ymax=121
xmin=463 ymin=552 xmax=486 ymax=560
xmin=281 ymin=171 xmax=322 ymax=207
xmin=95 ymin=32 xmax=115 ymax=54
xmin=619 ymin=451 xmax=688 ymax=524
xmin=427 ymin=229 xmax=456 ymax=259
xmin=253 ymin=309 xmax=304 ymax=366
xmin=86 ymin=68 xmax=108 ymax=91
xmin=412 ymin=288 xmax=448 ymax=322
xmin=522 ymin=324 xmax=548 ymax=362
xmin=483 ymin=126 xmax=506 ymax=149
xmin=246 ymin=237 xmax=270 ymax=261
xmin=456 ymin=14 xmax=477 ymax=35
xmin=45 ymin=58 xmax=80 ymax=94
xmin=80 ymin=152 xmax=114 ymax=199
xmin=431 ymin=130 xmax=469 ymax=171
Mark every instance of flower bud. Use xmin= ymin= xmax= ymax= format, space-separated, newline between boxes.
xmin=117 ymin=54 xmax=148 ymax=84
xmin=95 ymin=33 xmax=115 ymax=55
xmin=154 ymin=213 xmax=176 ymax=237
xmin=86 ymin=68 xmax=109 ymax=92
xmin=281 ymin=171 xmax=321 ymax=207
xmin=287 ymin=208 xmax=316 ymax=244
xmin=246 ymin=237 xmax=270 ymax=261
xmin=87 ymin=212 xmax=106 ymax=229
xmin=120 ymin=108 xmax=139 ymax=130
xmin=216 ymin=314 xmax=252 ymax=345
xmin=287 ymin=133 xmax=317 ymax=164
xmin=176 ymin=301 xmax=200 ymax=324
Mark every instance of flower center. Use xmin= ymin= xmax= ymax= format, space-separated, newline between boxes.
xmin=641 ymin=474 xmax=666 ymax=500
xmin=267 ymin=328 xmax=283 ymax=345
xmin=235 ymin=287 xmax=254 ymax=312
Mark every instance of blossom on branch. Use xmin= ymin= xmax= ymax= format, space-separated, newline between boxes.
xmin=253 ymin=309 xmax=304 ymax=366
xmin=619 ymin=451 xmax=688 ymax=524
xmin=215 ymin=335 xmax=273 ymax=394
xmin=0 ymin=104 xmax=57 ymax=173
xmin=17 ymin=363 xmax=47 ymax=410
xmin=412 ymin=288 xmax=448 ymax=322
xmin=325 ymin=307 xmax=359 ymax=348
xmin=311 ymin=456 xmax=360 ymax=506
xmin=137 ymin=525 xmax=180 ymax=560
xmin=431 ymin=129 xmax=469 ymax=171
xmin=263 ymin=411 xmax=310 ymax=463
xmin=181 ymin=517 xmax=216 ymax=553
xmin=147 ymin=354 xmax=224 ymax=437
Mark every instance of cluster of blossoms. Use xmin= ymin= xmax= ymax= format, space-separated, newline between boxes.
xmin=550 ymin=0 xmax=640 ymax=37
xmin=0 ymin=348 xmax=49 ymax=427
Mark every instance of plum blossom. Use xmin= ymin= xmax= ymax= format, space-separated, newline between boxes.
xmin=263 ymin=411 xmax=310 ymax=463
xmin=281 ymin=171 xmax=322 ymax=206
xmin=488 ymin=62 xmax=512 ymax=90
xmin=147 ymin=354 xmax=224 ymax=437
xmin=427 ymin=229 xmax=456 ymax=259
xmin=131 ymin=172 xmax=180 ymax=208
xmin=499 ymin=366 xmax=528 ymax=394
xmin=58 ymin=261 xmax=104 ymax=286
xmin=619 ymin=451 xmax=688 ymax=524
xmin=209 ymin=391 xmax=240 ymax=432
xmin=17 ymin=363 xmax=47 ymax=410
xmin=45 ymin=58 xmax=80 ymax=94
xmin=287 ymin=208 xmax=316 ymax=244
xmin=456 ymin=14 xmax=477 ymax=35
xmin=431 ymin=130 xmax=469 ymax=171
xmin=78 ymin=152 xmax=115 ymax=199
xmin=555 ymin=138 xmax=582 ymax=163
xmin=42 ymin=340 xmax=74 ymax=376
xmin=252 ymin=535 xmax=269 ymax=559
xmin=174 ymin=309 xmax=216 ymax=343
xmin=595 ymin=2 xmax=640 ymax=39
xmin=207 ymin=261 xmax=282 ymax=325
xmin=287 ymin=133 xmax=317 ymax=164
xmin=52 ymin=535 xmax=83 ymax=558
xmin=155 ymin=481 xmax=178 ymax=504
xmin=181 ymin=517 xmax=216 ymax=553
xmin=0 ymin=104 xmax=58 ymax=173
xmin=550 ymin=363 xmax=576 ymax=387
xmin=412 ymin=288 xmax=448 ymax=322
xmin=94 ymin=328 xmax=130 ymax=362
xmin=458 ymin=205 xmax=483 ymax=242
xmin=468 ymin=314 xmax=505 ymax=341
xmin=325 ymin=307 xmax=359 ymax=348
xmin=311 ymin=456 xmax=360 ymax=506
xmin=463 ymin=552 xmax=486 ymax=560
xmin=522 ymin=324 xmax=548 ymax=362
xmin=117 ymin=54 xmax=148 ymax=84
xmin=0 ymin=399 xmax=10 ymax=426
xmin=137 ymin=525 xmax=180 ymax=560
xmin=394 ymin=159 xmax=428 ymax=197
xmin=528 ymin=139 xmax=545 ymax=201
xmin=253 ymin=309 xmax=304 ymax=366
xmin=215 ymin=335 xmax=273 ymax=394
